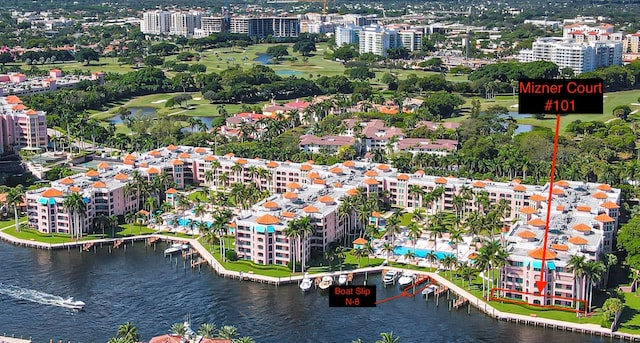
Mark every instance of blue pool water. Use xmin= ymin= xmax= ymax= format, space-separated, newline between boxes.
xmin=178 ymin=218 xmax=212 ymax=227
xmin=394 ymin=246 xmax=453 ymax=260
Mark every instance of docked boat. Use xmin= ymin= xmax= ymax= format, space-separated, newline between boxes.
xmin=337 ymin=273 xmax=348 ymax=285
xmin=398 ymin=272 xmax=415 ymax=287
xmin=422 ymin=284 xmax=439 ymax=296
xmin=383 ymin=270 xmax=400 ymax=286
xmin=300 ymin=273 xmax=313 ymax=292
xmin=60 ymin=297 xmax=85 ymax=310
xmin=318 ymin=276 xmax=333 ymax=290
xmin=181 ymin=243 xmax=190 ymax=250
xmin=164 ymin=243 xmax=183 ymax=255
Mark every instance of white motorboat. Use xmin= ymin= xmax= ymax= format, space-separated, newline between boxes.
xmin=300 ymin=273 xmax=313 ymax=292
xmin=60 ymin=297 xmax=85 ymax=310
xmin=337 ymin=273 xmax=348 ymax=285
xmin=181 ymin=243 xmax=190 ymax=250
xmin=164 ymin=247 xmax=181 ymax=255
xmin=398 ymin=272 xmax=415 ymax=287
xmin=422 ymin=284 xmax=439 ymax=296
xmin=318 ymin=276 xmax=333 ymax=290
xmin=383 ymin=270 xmax=399 ymax=286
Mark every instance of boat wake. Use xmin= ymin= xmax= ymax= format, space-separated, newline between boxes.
xmin=0 ymin=283 xmax=85 ymax=310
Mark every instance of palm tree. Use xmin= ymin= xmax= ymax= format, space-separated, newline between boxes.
xmin=116 ymin=322 xmax=139 ymax=343
xmin=6 ymin=185 xmax=24 ymax=232
xmin=233 ymin=337 xmax=256 ymax=343
xmin=284 ymin=220 xmax=299 ymax=273
xmin=297 ymin=216 xmax=314 ymax=271
xmin=568 ymin=255 xmax=587 ymax=312
xmin=353 ymin=247 xmax=366 ymax=267
xmin=382 ymin=242 xmax=395 ymax=264
xmin=585 ymin=260 xmax=606 ymax=311
xmin=375 ymin=332 xmax=400 ymax=343
xmin=169 ymin=322 xmax=187 ymax=336
xmin=107 ymin=337 xmax=128 ymax=343
xmin=218 ymin=325 xmax=238 ymax=340
xmin=197 ymin=323 xmax=217 ymax=338
xmin=403 ymin=250 xmax=416 ymax=265
xmin=425 ymin=251 xmax=439 ymax=268
xmin=63 ymin=192 xmax=87 ymax=241
xmin=407 ymin=222 xmax=422 ymax=253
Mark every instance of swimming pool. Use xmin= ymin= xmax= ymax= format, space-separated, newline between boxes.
xmin=393 ymin=246 xmax=453 ymax=260
xmin=178 ymin=218 xmax=213 ymax=227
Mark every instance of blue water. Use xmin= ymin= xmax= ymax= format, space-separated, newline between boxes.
xmin=393 ymin=246 xmax=453 ymax=260
xmin=178 ymin=218 xmax=212 ymax=227
xmin=254 ymin=53 xmax=272 ymax=65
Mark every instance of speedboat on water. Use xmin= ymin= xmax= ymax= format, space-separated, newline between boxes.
xmin=318 ymin=276 xmax=333 ymax=290
xmin=181 ymin=243 xmax=190 ymax=250
xmin=398 ymin=272 xmax=415 ymax=287
xmin=164 ymin=247 xmax=181 ymax=255
xmin=422 ymin=284 xmax=439 ymax=296
xmin=337 ymin=273 xmax=348 ymax=285
xmin=300 ymin=273 xmax=313 ymax=292
xmin=61 ymin=297 xmax=85 ymax=310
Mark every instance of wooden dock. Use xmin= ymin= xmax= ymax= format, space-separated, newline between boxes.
xmin=0 ymin=335 xmax=31 ymax=343
xmin=113 ymin=240 xmax=123 ymax=249
xmin=82 ymin=242 xmax=94 ymax=252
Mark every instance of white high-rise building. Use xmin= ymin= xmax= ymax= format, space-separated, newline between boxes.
xmin=518 ymin=37 xmax=622 ymax=74
xmin=335 ymin=24 xmax=361 ymax=47
xmin=398 ymin=29 xmax=423 ymax=51
xmin=140 ymin=10 xmax=171 ymax=35
xmin=359 ymin=25 xmax=398 ymax=57
xmin=169 ymin=12 xmax=201 ymax=36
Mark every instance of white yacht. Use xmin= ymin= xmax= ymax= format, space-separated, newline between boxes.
xmin=60 ymin=297 xmax=85 ymax=310
xmin=318 ymin=276 xmax=333 ymax=290
xmin=300 ymin=273 xmax=313 ymax=292
xmin=422 ymin=284 xmax=439 ymax=296
xmin=398 ymin=272 xmax=415 ymax=287
xmin=164 ymin=243 xmax=183 ymax=255
xmin=383 ymin=270 xmax=399 ymax=286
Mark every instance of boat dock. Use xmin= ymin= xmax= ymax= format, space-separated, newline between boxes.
xmin=0 ymin=335 xmax=31 ymax=343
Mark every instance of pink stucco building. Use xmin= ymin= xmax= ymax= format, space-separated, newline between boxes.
xmin=0 ymin=95 xmax=48 ymax=154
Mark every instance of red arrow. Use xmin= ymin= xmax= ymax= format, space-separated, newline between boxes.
xmin=536 ymin=114 xmax=561 ymax=293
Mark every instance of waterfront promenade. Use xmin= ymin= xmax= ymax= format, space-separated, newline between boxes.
xmin=3 ymin=230 xmax=640 ymax=341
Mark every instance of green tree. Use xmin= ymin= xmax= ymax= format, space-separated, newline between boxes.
xmin=63 ymin=192 xmax=87 ymax=240
xmin=375 ymin=332 xmax=400 ymax=343
xmin=75 ymin=48 xmax=100 ymax=65
xmin=115 ymin=322 xmax=139 ymax=343
xmin=198 ymin=323 xmax=217 ymax=338
xmin=292 ymin=40 xmax=316 ymax=56
xmin=265 ymin=45 xmax=289 ymax=60
xmin=617 ymin=216 xmax=640 ymax=288
xmin=6 ymin=185 xmax=24 ymax=232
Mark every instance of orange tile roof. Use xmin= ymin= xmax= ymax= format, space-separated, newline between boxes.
xmin=377 ymin=164 xmax=390 ymax=171
xmin=346 ymin=188 xmax=359 ymax=196
xmin=114 ymin=173 xmax=129 ymax=181
xmin=468 ymin=253 xmax=477 ymax=260
xmin=25 ymin=109 xmax=38 ymax=115
xmin=334 ymin=182 xmax=342 ymax=188
xmin=124 ymin=154 xmax=136 ymax=160
xmin=172 ymin=159 xmax=184 ymax=166
xmin=263 ymin=201 xmax=279 ymax=209
xmin=364 ymin=170 xmax=379 ymax=177
xmin=97 ymin=162 xmax=109 ymax=169
xmin=592 ymin=192 xmax=608 ymax=199
xmin=551 ymin=244 xmax=569 ymax=251
xmin=343 ymin=161 xmax=355 ymax=168
xmin=86 ymin=170 xmax=99 ymax=177
xmin=41 ymin=188 xmax=64 ymax=197
xmin=12 ymin=104 xmax=27 ymax=111
xmin=307 ymin=171 xmax=320 ymax=179
xmin=283 ymin=192 xmax=298 ymax=200
xmin=319 ymin=195 xmax=334 ymax=203
xmin=307 ymin=160 xmax=315 ymax=164
xmin=519 ymin=206 xmax=537 ymax=215
xmin=529 ymin=194 xmax=546 ymax=202
xmin=600 ymin=201 xmax=620 ymax=209
xmin=228 ymin=222 xmax=236 ymax=228
xmin=92 ymin=181 xmax=107 ymax=188
xmin=123 ymin=159 xmax=134 ymax=165
xmin=312 ymin=178 xmax=326 ymax=185
xmin=573 ymin=223 xmax=592 ymax=232
xmin=517 ymin=230 xmax=537 ymax=239
xmin=166 ymin=144 xmax=178 ymax=151
xmin=149 ymin=151 xmax=161 ymax=157
xmin=225 ymin=152 xmax=235 ymax=157
xmin=568 ymin=236 xmax=588 ymax=245
xmin=303 ymin=206 xmax=319 ymax=213
xmin=60 ymin=177 xmax=74 ymax=185
xmin=594 ymin=213 xmax=615 ymax=223
xmin=352 ymin=238 xmax=368 ymax=245
xmin=138 ymin=210 xmax=150 ymax=215
xmin=165 ymin=188 xmax=178 ymax=194
xmin=236 ymin=158 xmax=247 ymax=165
xmin=363 ymin=178 xmax=379 ymax=185
xmin=178 ymin=152 xmax=191 ymax=159
xmin=556 ymin=205 xmax=565 ymax=211
xmin=204 ymin=155 xmax=217 ymax=161
xmin=472 ymin=181 xmax=486 ymax=188
xmin=256 ymin=214 xmax=279 ymax=225
xmin=147 ymin=167 xmax=160 ymax=174
xmin=415 ymin=170 xmax=425 ymax=175
xmin=330 ymin=167 xmax=343 ymax=174
xmin=435 ymin=177 xmax=448 ymax=184
xmin=552 ymin=188 xmax=565 ymax=195
xmin=555 ymin=180 xmax=570 ymax=187
xmin=528 ymin=218 xmax=546 ymax=227
xmin=300 ymin=164 xmax=312 ymax=171
xmin=5 ymin=95 xmax=21 ymax=104
xmin=69 ymin=186 xmax=81 ymax=193
xmin=397 ymin=174 xmax=409 ymax=181
xmin=597 ymin=184 xmax=612 ymax=191
xmin=528 ymin=247 xmax=557 ymax=260
xmin=141 ymin=163 xmax=148 ymax=167
xmin=266 ymin=161 xmax=279 ymax=168
xmin=282 ymin=211 xmax=295 ymax=218
xmin=513 ymin=185 xmax=526 ymax=191
xmin=286 ymin=182 xmax=302 ymax=189
xmin=512 ymin=179 xmax=522 ymax=184
xmin=194 ymin=147 xmax=206 ymax=153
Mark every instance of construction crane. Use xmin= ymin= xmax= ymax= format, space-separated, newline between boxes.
xmin=296 ymin=0 xmax=334 ymax=15
xmin=266 ymin=0 xmax=333 ymax=15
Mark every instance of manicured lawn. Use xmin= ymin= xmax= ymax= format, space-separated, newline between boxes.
xmin=161 ymin=231 xmax=199 ymax=239
xmin=617 ymin=292 xmax=640 ymax=334
xmin=4 ymin=228 xmax=103 ymax=244
xmin=399 ymin=212 xmax=412 ymax=227
xmin=114 ymin=223 xmax=157 ymax=237
xmin=0 ymin=216 xmax=25 ymax=230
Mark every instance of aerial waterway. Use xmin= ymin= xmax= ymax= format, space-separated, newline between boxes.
xmin=0 ymin=241 xmax=608 ymax=343
xmin=0 ymin=283 xmax=84 ymax=310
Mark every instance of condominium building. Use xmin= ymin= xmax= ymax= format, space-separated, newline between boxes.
xmin=32 ymin=145 xmax=622 ymax=309
xmin=140 ymin=10 xmax=171 ymax=35
xmin=169 ymin=12 xmax=202 ymax=36
xmin=359 ymin=25 xmax=399 ymax=57
xmin=194 ymin=16 xmax=225 ymax=38
xmin=0 ymin=95 xmax=47 ymax=153
xmin=518 ymin=37 xmax=622 ymax=74
xmin=229 ymin=17 xmax=300 ymax=38
xmin=398 ymin=29 xmax=424 ymax=52
xmin=335 ymin=24 xmax=361 ymax=47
